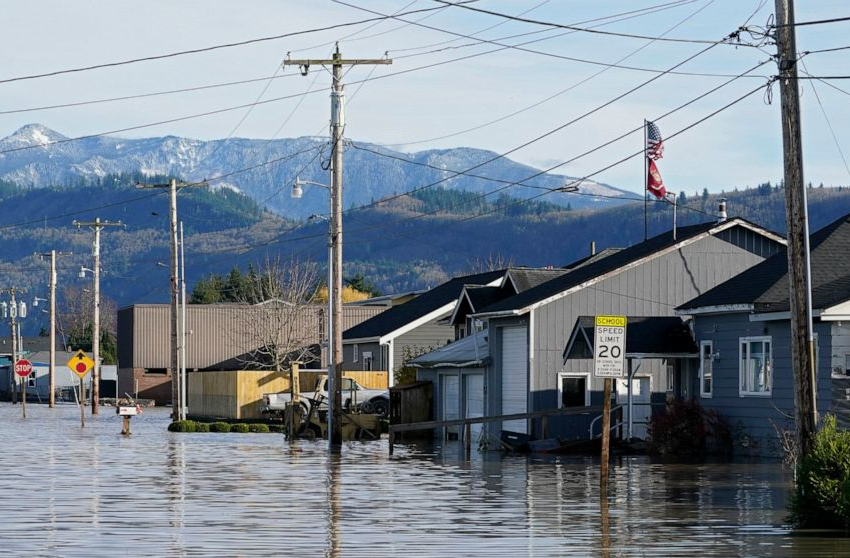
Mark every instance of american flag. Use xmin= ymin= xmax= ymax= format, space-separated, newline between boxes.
xmin=646 ymin=120 xmax=664 ymax=160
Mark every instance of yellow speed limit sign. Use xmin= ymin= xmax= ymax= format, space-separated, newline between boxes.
xmin=593 ymin=315 xmax=626 ymax=378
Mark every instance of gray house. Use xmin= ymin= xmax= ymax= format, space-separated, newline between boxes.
xmin=342 ymin=270 xmax=504 ymax=384
xmin=452 ymin=217 xmax=785 ymax=442
xmin=677 ymin=212 xmax=850 ymax=455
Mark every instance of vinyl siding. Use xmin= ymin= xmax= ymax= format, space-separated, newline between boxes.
xmin=394 ymin=321 xmax=455 ymax=374
xmin=532 ymin=234 xmax=768 ymax=409
xmin=692 ymin=313 xmax=834 ymax=456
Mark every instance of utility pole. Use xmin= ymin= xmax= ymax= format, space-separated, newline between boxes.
xmin=137 ymin=178 xmax=206 ymax=420
xmin=1 ymin=288 xmax=26 ymax=404
xmin=774 ymin=0 xmax=817 ymax=455
xmin=74 ymin=218 xmax=122 ymax=415
xmin=285 ymin=44 xmax=391 ymax=452
xmin=38 ymin=250 xmax=71 ymax=408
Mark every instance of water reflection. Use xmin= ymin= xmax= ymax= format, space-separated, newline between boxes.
xmin=0 ymin=403 xmax=847 ymax=557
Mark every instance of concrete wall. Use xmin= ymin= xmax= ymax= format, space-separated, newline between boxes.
xmin=692 ymin=313 xmax=833 ymax=456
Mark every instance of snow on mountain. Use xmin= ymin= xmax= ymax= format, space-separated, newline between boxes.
xmin=0 ymin=125 xmax=633 ymax=217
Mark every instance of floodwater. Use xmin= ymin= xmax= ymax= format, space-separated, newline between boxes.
xmin=0 ymin=404 xmax=846 ymax=557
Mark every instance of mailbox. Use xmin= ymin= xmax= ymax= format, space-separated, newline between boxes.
xmin=118 ymin=405 xmax=140 ymax=416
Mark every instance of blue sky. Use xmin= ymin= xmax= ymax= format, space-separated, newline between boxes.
xmin=1 ymin=0 xmax=848 ymax=197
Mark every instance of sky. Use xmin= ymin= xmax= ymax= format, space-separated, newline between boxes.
xmin=1 ymin=0 xmax=849 ymax=198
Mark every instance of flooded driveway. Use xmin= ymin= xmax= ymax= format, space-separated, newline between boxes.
xmin=0 ymin=403 xmax=846 ymax=557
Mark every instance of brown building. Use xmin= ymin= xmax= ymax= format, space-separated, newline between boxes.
xmin=117 ymin=303 xmax=385 ymax=404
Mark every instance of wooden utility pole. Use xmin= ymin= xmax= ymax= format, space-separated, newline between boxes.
xmin=774 ymin=0 xmax=817 ymax=455
xmin=2 ymin=287 xmax=26 ymax=404
xmin=136 ymin=179 xmax=206 ymax=420
xmin=600 ymin=378 xmax=612 ymax=488
xmin=38 ymin=250 xmax=71 ymax=408
xmin=284 ymin=44 xmax=391 ymax=452
xmin=74 ymin=218 xmax=122 ymax=415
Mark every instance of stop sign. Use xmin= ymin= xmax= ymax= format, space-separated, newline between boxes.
xmin=14 ymin=359 xmax=32 ymax=378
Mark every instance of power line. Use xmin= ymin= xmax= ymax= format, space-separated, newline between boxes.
xmin=429 ymin=0 xmax=758 ymax=46
xmin=772 ymin=15 xmax=850 ymax=28
xmin=334 ymin=0 xmax=762 ymax=77
xmin=0 ymin=3 xmax=470 ymax=86
xmin=799 ymin=60 xmax=850 ymax=182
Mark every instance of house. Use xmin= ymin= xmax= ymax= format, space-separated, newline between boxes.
xmin=676 ymin=212 xmax=850 ymax=455
xmin=117 ymin=303 xmax=384 ymax=404
xmin=341 ymin=270 xmax=505 ymax=383
xmin=415 ymin=216 xmax=785 ymax=444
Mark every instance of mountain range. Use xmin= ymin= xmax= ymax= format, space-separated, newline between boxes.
xmin=0 ymin=124 xmax=633 ymax=219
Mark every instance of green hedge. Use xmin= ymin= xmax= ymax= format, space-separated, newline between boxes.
xmin=210 ymin=422 xmax=231 ymax=433
xmin=168 ymin=421 xmax=276 ymax=433
xmin=168 ymin=420 xmax=196 ymax=432
xmin=791 ymin=415 xmax=850 ymax=530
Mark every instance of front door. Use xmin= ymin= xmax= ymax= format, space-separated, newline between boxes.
xmin=465 ymin=374 xmax=484 ymax=444
xmin=617 ymin=376 xmax=651 ymax=440
xmin=443 ymin=374 xmax=460 ymax=440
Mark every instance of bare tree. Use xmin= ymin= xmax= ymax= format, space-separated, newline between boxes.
xmin=233 ymin=257 xmax=322 ymax=372
xmin=58 ymin=285 xmax=117 ymax=352
xmin=469 ymin=252 xmax=514 ymax=274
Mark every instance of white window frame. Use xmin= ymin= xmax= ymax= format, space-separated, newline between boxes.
xmin=28 ymin=370 xmax=36 ymax=388
xmin=739 ymin=336 xmax=772 ymax=397
xmin=352 ymin=343 xmax=359 ymax=363
xmin=558 ymin=372 xmax=590 ymax=408
xmin=700 ymin=340 xmax=713 ymax=398
xmin=362 ymin=351 xmax=373 ymax=371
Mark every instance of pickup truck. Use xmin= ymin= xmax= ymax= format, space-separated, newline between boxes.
xmin=263 ymin=375 xmax=389 ymax=417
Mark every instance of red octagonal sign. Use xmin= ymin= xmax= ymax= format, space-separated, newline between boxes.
xmin=14 ymin=359 xmax=33 ymax=378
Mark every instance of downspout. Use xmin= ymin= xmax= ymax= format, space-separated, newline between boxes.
xmin=528 ymin=309 xmax=535 ymax=435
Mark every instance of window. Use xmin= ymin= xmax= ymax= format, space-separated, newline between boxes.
xmin=700 ymin=341 xmax=713 ymax=398
xmin=353 ymin=344 xmax=359 ymax=363
xmin=28 ymin=371 xmax=36 ymax=388
xmin=740 ymin=336 xmax=772 ymax=396
xmin=559 ymin=374 xmax=588 ymax=407
xmin=362 ymin=351 xmax=373 ymax=371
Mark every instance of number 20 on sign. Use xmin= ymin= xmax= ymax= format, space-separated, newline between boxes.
xmin=593 ymin=315 xmax=626 ymax=378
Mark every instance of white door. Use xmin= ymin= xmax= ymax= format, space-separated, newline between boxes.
xmin=617 ymin=376 xmax=651 ymax=440
xmin=443 ymin=374 xmax=460 ymax=439
xmin=465 ymin=374 xmax=484 ymax=444
xmin=501 ymin=326 xmax=528 ymax=433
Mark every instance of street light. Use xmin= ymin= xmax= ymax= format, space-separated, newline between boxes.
xmin=78 ymin=265 xmax=98 ymax=409
xmin=291 ymin=175 xmax=340 ymax=447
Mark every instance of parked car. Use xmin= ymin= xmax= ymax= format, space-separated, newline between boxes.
xmin=263 ymin=375 xmax=389 ymax=417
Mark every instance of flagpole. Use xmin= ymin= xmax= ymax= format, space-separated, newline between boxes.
xmin=670 ymin=193 xmax=678 ymax=241
xmin=643 ymin=119 xmax=648 ymax=241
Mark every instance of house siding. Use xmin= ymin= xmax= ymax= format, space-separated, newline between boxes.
xmin=531 ymin=234 xmax=768 ymax=420
xmin=692 ymin=313 xmax=833 ymax=456
xmin=394 ymin=321 xmax=455 ymax=373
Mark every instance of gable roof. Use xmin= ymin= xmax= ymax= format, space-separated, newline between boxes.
xmin=476 ymin=218 xmax=783 ymax=317
xmin=410 ymin=329 xmax=490 ymax=368
xmin=504 ymin=267 xmax=570 ymax=292
xmin=343 ymin=270 xmax=505 ymax=342
xmin=563 ymin=316 xmax=698 ymax=360
xmin=678 ymin=212 xmax=850 ymax=314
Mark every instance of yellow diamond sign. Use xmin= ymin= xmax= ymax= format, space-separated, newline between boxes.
xmin=67 ymin=349 xmax=94 ymax=378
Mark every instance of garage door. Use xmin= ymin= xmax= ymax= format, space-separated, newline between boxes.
xmin=465 ymin=374 xmax=484 ymax=443
xmin=443 ymin=374 xmax=460 ymax=439
xmin=501 ymin=326 xmax=528 ymax=433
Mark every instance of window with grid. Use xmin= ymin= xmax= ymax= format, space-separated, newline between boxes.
xmin=739 ymin=337 xmax=772 ymax=396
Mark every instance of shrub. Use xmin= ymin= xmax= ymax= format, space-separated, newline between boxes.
xmin=210 ymin=422 xmax=231 ymax=433
xmin=230 ymin=423 xmax=250 ymax=433
xmin=195 ymin=422 xmax=210 ymax=433
xmin=168 ymin=420 xmax=196 ymax=433
xmin=790 ymin=415 xmax=850 ymax=530
xmin=647 ymin=398 xmax=730 ymax=456
xmin=268 ymin=424 xmax=286 ymax=433
xmin=249 ymin=423 xmax=270 ymax=433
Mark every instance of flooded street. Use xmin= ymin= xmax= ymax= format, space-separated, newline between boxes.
xmin=0 ymin=403 xmax=846 ymax=557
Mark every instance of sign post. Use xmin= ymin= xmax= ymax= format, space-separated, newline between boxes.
xmin=593 ymin=315 xmax=627 ymax=491
xmin=14 ymin=359 xmax=32 ymax=419
xmin=67 ymin=350 xmax=94 ymax=428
